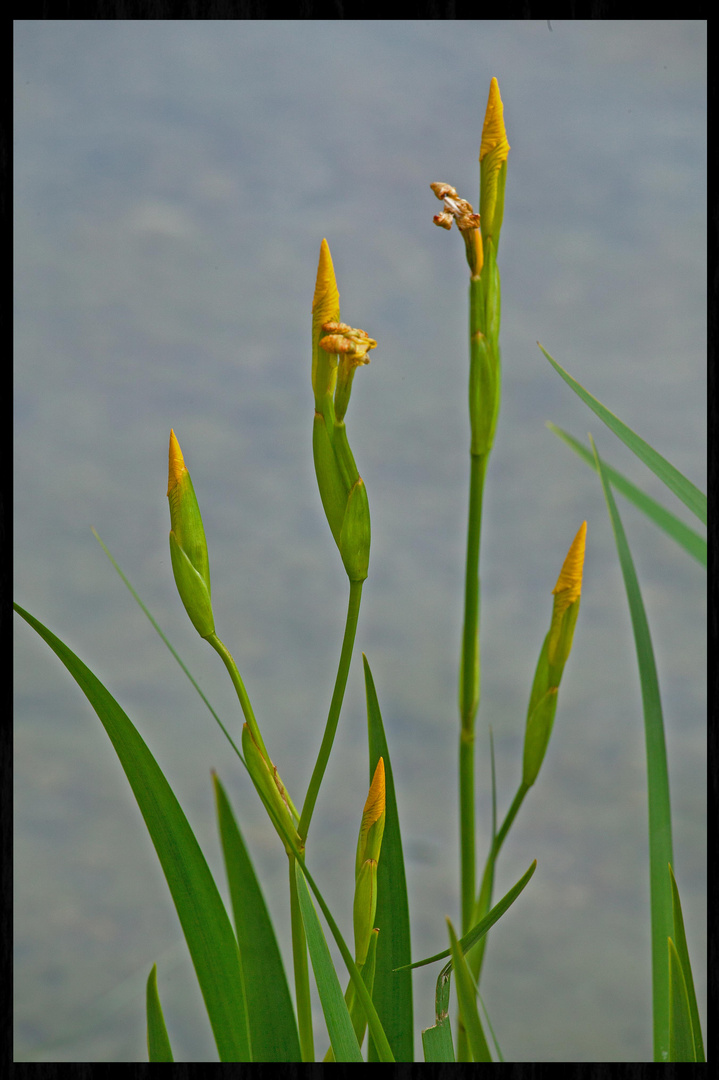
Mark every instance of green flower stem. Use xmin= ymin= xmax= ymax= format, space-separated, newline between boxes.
xmin=206 ymin=632 xmax=303 ymax=820
xmin=459 ymin=447 xmax=489 ymax=934
xmin=299 ymin=578 xmax=364 ymax=843
xmin=473 ymin=782 xmax=529 ymax=968
xmin=456 ymin=780 xmax=529 ymax=1062
xmin=289 ymin=853 xmax=314 ymax=1061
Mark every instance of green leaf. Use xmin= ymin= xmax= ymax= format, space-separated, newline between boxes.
xmin=146 ymin=964 xmax=174 ymax=1062
xmin=421 ymin=962 xmax=454 ymax=1061
xmin=589 ymin=439 xmax=674 ymax=1062
xmin=213 ymin=773 xmax=301 ymax=1062
xmin=447 ymin=919 xmax=492 ymax=1061
xmin=421 ymin=1020 xmax=455 ymax=1062
xmin=546 ymin=425 xmax=706 ymax=566
xmin=668 ymin=938 xmax=696 ymax=1062
xmin=540 ymin=345 xmax=706 ymax=525
xmin=668 ymin=864 xmax=705 ymax=1061
xmin=293 ymin=861 xmax=363 ymax=1062
xmin=397 ymin=859 xmax=536 ymax=971
xmin=362 ymin=654 xmax=413 ymax=1062
xmin=14 ymin=602 xmax=251 ymax=1062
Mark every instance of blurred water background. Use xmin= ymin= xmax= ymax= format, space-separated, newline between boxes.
xmin=14 ymin=20 xmax=706 ymax=1063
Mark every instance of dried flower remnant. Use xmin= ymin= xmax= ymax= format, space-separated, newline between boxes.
xmin=430 ymin=181 xmax=482 ymax=276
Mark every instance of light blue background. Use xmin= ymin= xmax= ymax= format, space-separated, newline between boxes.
xmin=14 ymin=20 xmax=706 ymax=1062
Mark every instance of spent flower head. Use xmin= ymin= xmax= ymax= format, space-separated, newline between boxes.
xmin=430 ymin=181 xmax=482 ymax=276
xmin=320 ymin=321 xmax=377 ymax=423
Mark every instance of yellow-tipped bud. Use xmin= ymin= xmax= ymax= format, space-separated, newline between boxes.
xmin=310 ymin=241 xmax=373 ymax=580
xmin=351 ymin=760 xmax=385 ymax=966
xmin=241 ymin=723 xmax=301 ymax=856
xmin=167 ymin=430 xmax=215 ymax=639
xmin=522 ymin=522 xmax=587 ymax=787
xmin=479 ymin=77 xmax=510 ymax=249
xmin=547 ymin=520 xmax=587 ymax=677
xmin=312 ymin=239 xmax=341 ymax=408
xmin=356 ymin=757 xmax=386 ymax=876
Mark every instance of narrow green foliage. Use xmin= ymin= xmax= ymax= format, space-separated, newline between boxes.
xmin=668 ymin=864 xmax=705 ymax=1061
xmin=294 ymin=862 xmax=364 ymax=1062
xmin=540 ymin=346 xmax=707 ymax=525
xmin=14 ymin=603 xmax=252 ymax=1063
xmin=668 ymin=938 xmax=696 ymax=1062
xmin=398 ymin=859 xmax=536 ymax=972
xmin=213 ymin=774 xmax=301 ymax=1062
xmin=546 ymin=425 xmax=707 ymax=566
xmin=590 ymin=438 xmax=674 ymax=1062
xmin=146 ymin=965 xmax=174 ymax=1062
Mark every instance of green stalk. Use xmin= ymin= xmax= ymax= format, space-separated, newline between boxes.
xmin=459 ymin=448 xmax=489 ymax=932
xmin=289 ymin=854 xmax=314 ymax=1061
xmin=299 ymin=578 xmax=364 ymax=841
xmin=206 ymin=635 xmax=270 ymax=765
xmin=471 ymin=781 xmax=529 ymax=976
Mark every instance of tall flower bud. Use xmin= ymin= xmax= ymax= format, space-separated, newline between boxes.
xmin=522 ymin=521 xmax=587 ymax=787
xmin=167 ymin=429 xmax=215 ymax=639
xmin=310 ymin=241 xmax=374 ymax=582
xmin=353 ymin=758 xmax=386 ymax=965
xmin=479 ymin=77 xmax=510 ymax=253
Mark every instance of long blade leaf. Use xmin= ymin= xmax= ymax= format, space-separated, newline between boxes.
xmin=540 ymin=346 xmax=706 ymax=524
xmin=589 ymin=438 xmax=674 ymax=1062
xmin=397 ymin=859 xmax=536 ymax=971
xmin=546 ymin=424 xmax=706 ymax=566
xmin=213 ymin=773 xmax=301 ymax=1061
xmin=14 ymin=602 xmax=251 ymax=1062
xmin=293 ymin=861 xmax=363 ymax=1062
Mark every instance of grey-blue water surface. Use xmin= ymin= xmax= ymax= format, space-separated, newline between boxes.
xmin=14 ymin=20 xmax=706 ymax=1063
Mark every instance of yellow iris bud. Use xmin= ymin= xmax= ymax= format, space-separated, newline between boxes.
xmin=310 ymin=241 xmax=375 ymax=582
xmin=352 ymin=759 xmax=386 ymax=965
xmin=355 ymin=757 xmax=386 ymax=876
xmin=167 ymin=430 xmax=215 ymax=639
xmin=522 ymin=522 xmax=587 ymax=787
xmin=479 ymin=77 xmax=510 ymax=250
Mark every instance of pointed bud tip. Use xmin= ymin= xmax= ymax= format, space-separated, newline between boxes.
xmin=363 ymin=757 xmax=386 ymax=828
xmin=312 ymin=238 xmax=340 ymax=319
xmin=480 ymin=77 xmax=510 ymax=164
xmin=167 ymin=429 xmax=187 ymax=496
xmin=552 ymin=520 xmax=587 ymax=602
